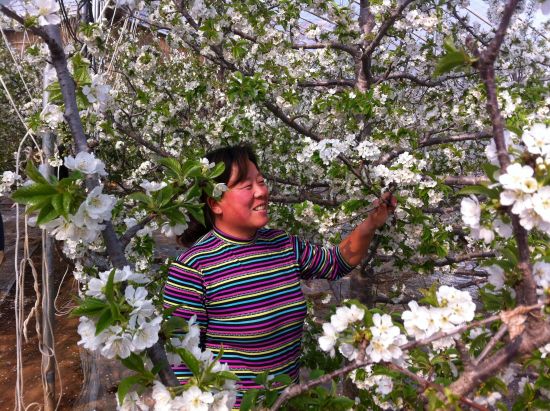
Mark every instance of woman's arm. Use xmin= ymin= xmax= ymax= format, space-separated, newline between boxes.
xmin=338 ymin=192 xmax=397 ymax=267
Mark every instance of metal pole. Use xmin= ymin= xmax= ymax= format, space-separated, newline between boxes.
xmin=41 ymin=62 xmax=56 ymax=411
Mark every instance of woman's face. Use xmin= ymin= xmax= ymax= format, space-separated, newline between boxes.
xmin=209 ymin=159 xmax=269 ymax=239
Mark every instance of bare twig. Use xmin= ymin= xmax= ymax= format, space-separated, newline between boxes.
xmin=119 ymin=215 xmax=156 ymax=249
xmin=387 ymin=363 xmax=489 ymax=411
xmin=473 ymin=324 xmax=508 ymax=366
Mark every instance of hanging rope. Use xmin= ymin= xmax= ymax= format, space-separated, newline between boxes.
xmin=2 ymin=36 xmax=66 ymax=409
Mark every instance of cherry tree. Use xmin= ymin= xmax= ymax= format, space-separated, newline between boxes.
xmin=1 ymin=0 xmax=549 ymax=410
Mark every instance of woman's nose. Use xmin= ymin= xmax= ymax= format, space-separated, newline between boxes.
xmin=254 ymin=183 xmax=269 ymax=198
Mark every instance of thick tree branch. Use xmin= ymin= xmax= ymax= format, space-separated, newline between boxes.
xmin=0 ymin=10 xmax=179 ymax=387
xmin=472 ymin=0 xmax=536 ymax=306
xmin=271 ymin=301 xmax=548 ymax=410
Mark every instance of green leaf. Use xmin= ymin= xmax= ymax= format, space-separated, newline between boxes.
xmin=127 ymin=192 xmax=153 ymax=207
xmin=254 ymin=371 xmax=269 ymax=385
xmin=481 ymin=163 xmax=500 ymax=183
xmin=176 ymin=348 xmax=201 ymax=376
xmin=71 ymin=297 xmax=108 ymax=316
xmin=457 ymin=185 xmax=498 ymax=199
xmin=95 ymin=307 xmax=114 ymax=335
xmin=239 ymin=388 xmax=259 ymax=411
xmin=117 ymin=375 xmax=143 ymax=406
xmin=216 ymin=371 xmax=239 ymax=381
xmin=208 ymin=161 xmax=225 ymax=178
xmin=159 ymin=158 xmax=182 ymax=177
xmin=51 ymin=194 xmax=64 ymax=215
xmin=36 ymin=203 xmax=59 ymax=225
xmin=163 ymin=316 xmax=188 ymax=336
xmin=26 ymin=161 xmax=49 ymax=184
xmin=104 ymin=268 xmax=116 ymax=302
xmin=434 ymin=38 xmax=474 ymax=76
xmin=154 ymin=185 xmax=175 ymax=208
xmin=11 ymin=184 xmax=57 ymax=205
xmin=185 ymin=203 xmax=205 ymax=226
xmin=271 ymin=374 xmax=292 ymax=386
xmin=62 ymin=192 xmax=72 ymax=218
xmin=121 ymin=353 xmax=146 ymax=373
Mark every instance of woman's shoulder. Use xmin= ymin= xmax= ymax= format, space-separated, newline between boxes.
xmin=173 ymin=230 xmax=217 ymax=264
xmin=257 ymin=227 xmax=292 ymax=242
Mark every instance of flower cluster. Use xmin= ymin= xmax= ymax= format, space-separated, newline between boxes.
xmin=318 ymin=304 xmax=365 ymax=358
xmin=499 ymin=162 xmax=550 ymax=234
xmin=1 ymin=170 xmax=20 ymax=194
xmin=77 ymin=266 xmax=161 ymax=359
xmin=318 ymin=304 xmax=408 ymax=364
xmin=366 ymin=313 xmax=407 ymax=363
xmin=64 ymin=152 xmax=107 ymax=176
xmin=82 ymin=74 xmax=113 ymax=112
xmin=402 ymin=286 xmax=476 ymax=350
xmin=43 ymin=185 xmax=116 ymax=244
xmin=460 ymin=195 xmax=511 ymax=243
xmin=143 ymin=381 xmax=235 ymax=411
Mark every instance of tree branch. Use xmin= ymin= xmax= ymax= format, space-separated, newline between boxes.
xmin=443 ymin=175 xmax=490 ymax=186
xmin=119 ymin=215 xmax=156 ymax=249
xmin=375 ymin=131 xmax=492 ymax=165
xmin=473 ymin=0 xmax=537 ymax=306
xmin=388 ymin=363 xmax=489 ymax=411
xmin=292 ymin=41 xmax=358 ymax=57
xmin=271 ymin=301 xmax=547 ymax=410
xmin=0 ymin=9 xmax=179 ymax=387
xmin=297 ymin=79 xmax=355 ymax=88
xmin=361 ymin=0 xmax=416 ymax=58
xmin=374 ymin=71 xmax=473 ymax=87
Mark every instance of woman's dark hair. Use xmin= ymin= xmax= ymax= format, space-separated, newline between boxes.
xmin=177 ymin=145 xmax=259 ymax=247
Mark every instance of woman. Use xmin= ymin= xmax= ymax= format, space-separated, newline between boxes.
xmin=163 ymin=145 xmax=396 ymax=408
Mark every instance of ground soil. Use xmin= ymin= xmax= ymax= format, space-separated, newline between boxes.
xmin=0 ymin=242 xmax=83 ymax=410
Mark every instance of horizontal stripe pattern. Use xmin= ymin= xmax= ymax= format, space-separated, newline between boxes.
xmin=163 ymin=228 xmax=353 ymax=409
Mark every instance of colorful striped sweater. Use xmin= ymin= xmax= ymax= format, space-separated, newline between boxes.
xmin=163 ymin=227 xmax=353 ymax=408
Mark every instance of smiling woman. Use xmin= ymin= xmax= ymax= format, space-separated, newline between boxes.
xmin=163 ymin=145 xmax=396 ymax=410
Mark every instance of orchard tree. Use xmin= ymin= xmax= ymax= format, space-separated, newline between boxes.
xmin=0 ymin=0 xmax=549 ymax=410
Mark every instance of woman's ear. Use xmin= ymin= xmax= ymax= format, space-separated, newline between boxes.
xmin=207 ymin=197 xmax=222 ymax=216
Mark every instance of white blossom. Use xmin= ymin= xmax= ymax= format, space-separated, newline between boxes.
xmin=485 ymin=265 xmax=506 ymax=290
xmin=140 ymin=180 xmax=167 ymax=194
xmin=460 ymin=195 xmax=480 ymax=229
xmin=101 ymin=326 xmax=135 ymax=359
xmin=77 ymin=316 xmax=107 ymax=351
xmin=26 ymin=0 xmax=61 ymax=26
xmin=318 ymin=322 xmax=338 ymax=356
xmin=212 ymin=183 xmax=228 ymax=198
xmin=161 ymin=222 xmax=187 ymax=238
xmin=64 ymin=152 xmax=107 ymax=175
xmin=522 ymin=123 xmax=550 ymax=155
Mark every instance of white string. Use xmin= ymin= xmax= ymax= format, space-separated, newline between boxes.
xmin=54 ymin=265 xmax=76 ymax=316
xmin=14 ymin=131 xmax=41 ymax=411
xmin=0 ymin=25 xmax=33 ymax=99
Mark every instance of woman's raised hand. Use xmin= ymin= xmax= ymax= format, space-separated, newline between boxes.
xmin=367 ymin=192 xmax=397 ymax=230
